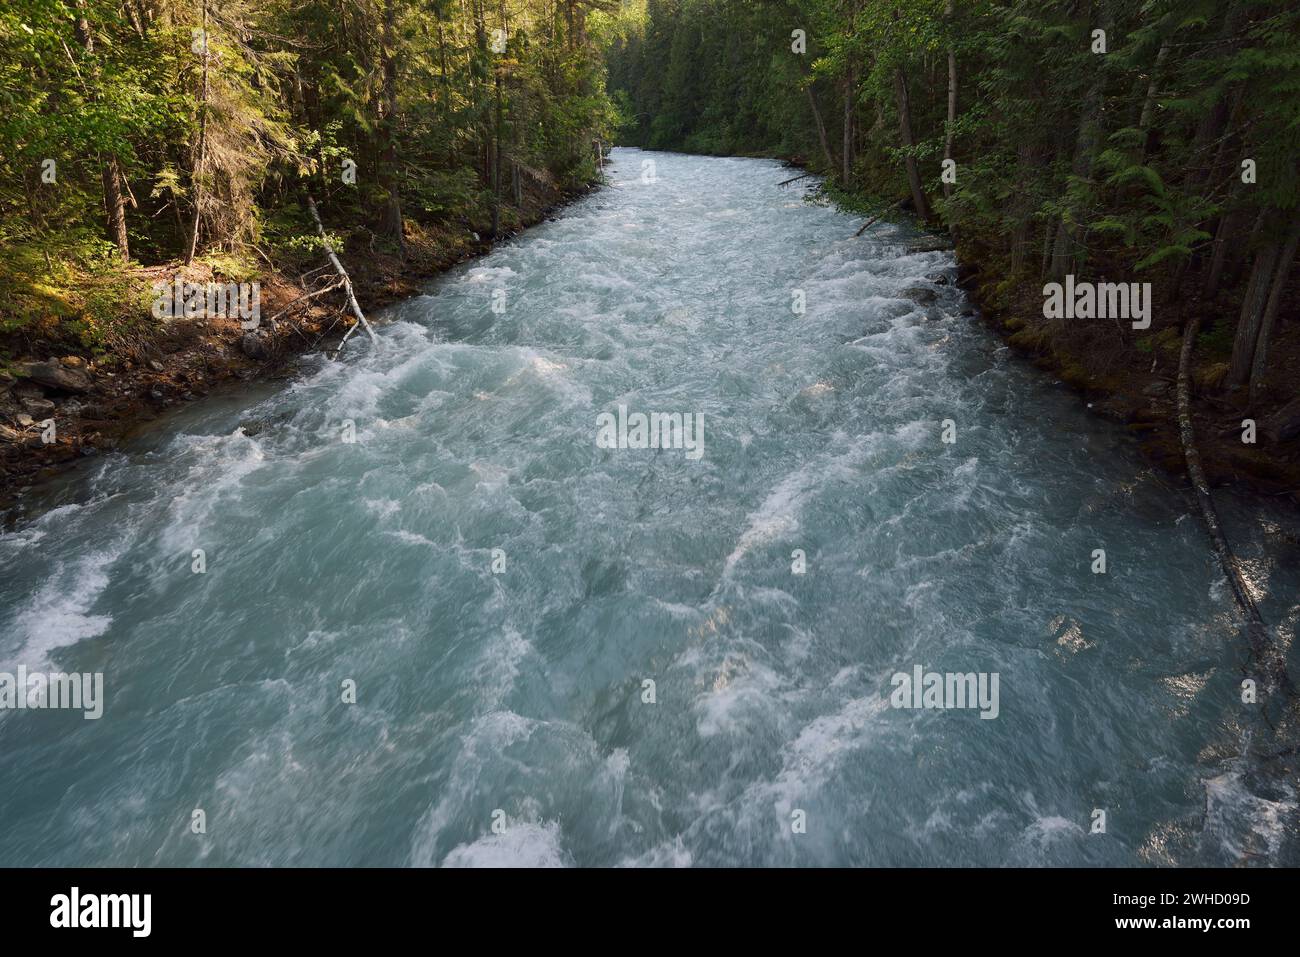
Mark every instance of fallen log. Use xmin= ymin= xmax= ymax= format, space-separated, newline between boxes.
xmin=854 ymin=198 xmax=907 ymax=238
xmin=1177 ymin=314 xmax=1293 ymax=695
xmin=305 ymin=195 xmax=377 ymax=353
xmin=777 ymin=172 xmax=814 ymax=187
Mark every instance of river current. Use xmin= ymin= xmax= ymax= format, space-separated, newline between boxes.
xmin=1 ymin=148 xmax=1297 ymax=866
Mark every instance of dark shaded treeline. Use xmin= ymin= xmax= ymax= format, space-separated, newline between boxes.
xmin=605 ymin=0 xmax=1300 ymax=434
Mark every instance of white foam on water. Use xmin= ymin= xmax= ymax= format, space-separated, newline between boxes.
xmin=721 ymin=467 xmax=813 ymax=578
xmin=693 ymin=654 xmax=785 ymax=738
xmin=156 ymin=430 xmax=268 ymax=556
xmin=501 ymin=348 xmax=592 ymax=405
xmin=721 ymin=426 xmax=915 ymax=579
xmin=441 ymin=821 xmax=569 ymax=868
xmin=465 ymin=264 xmax=518 ymax=281
xmin=472 ymin=627 xmax=533 ymax=711
xmin=408 ymin=710 xmax=538 ymax=867
xmin=0 ymin=503 xmax=87 ymax=555
xmin=363 ymin=498 xmax=402 ymax=519
xmin=386 ymin=530 xmax=436 ymax=548
xmin=1022 ymin=815 xmax=1085 ymax=845
xmin=1203 ymin=770 xmax=1298 ymax=863
xmin=763 ymin=693 xmax=891 ymax=816
xmin=618 ymin=836 xmax=693 ymax=868
xmin=2 ymin=546 xmax=122 ymax=669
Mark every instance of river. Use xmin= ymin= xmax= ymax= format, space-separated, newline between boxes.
xmin=1 ymin=148 xmax=1297 ymax=866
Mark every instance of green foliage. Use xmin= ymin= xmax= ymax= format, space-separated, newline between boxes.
xmin=0 ymin=0 xmax=617 ymax=351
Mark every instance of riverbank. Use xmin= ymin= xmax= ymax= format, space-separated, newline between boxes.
xmin=952 ymin=248 xmax=1300 ymax=506
xmin=780 ymin=159 xmax=1300 ymax=507
xmin=0 ymin=178 xmax=598 ymax=522
xmin=6 ymin=150 xmax=1298 ymax=521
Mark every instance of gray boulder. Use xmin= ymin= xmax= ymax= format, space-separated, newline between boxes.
xmin=17 ymin=360 xmax=91 ymax=393
xmin=900 ymin=286 xmax=939 ymax=305
xmin=19 ymin=396 xmax=56 ymax=416
xmin=241 ymin=331 xmax=273 ymax=360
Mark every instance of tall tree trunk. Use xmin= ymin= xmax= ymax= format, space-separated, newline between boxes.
xmin=942 ymin=0 xmax=956 ymax=205
xmin=1203 ymin=203 xmax=1242 ymax=297
xmin=1047 ymin=5 xmax=1113 ymax=280
xmin=1136 ymin=39 xmax=1168 ymax=163
xmin=378 ymin=0 xmax=404 ymax=247
xmin=841 ymin=69 xmax=853 ymax=186
xmin=805 ymin=85 xmax=836 ymax=174
xmin=472 ymin=0 xmax=491 ymax=186
xmin=1202 ymin=85 xmax=1245 ymax=194
xmin=74 ymin=0 xmax=130 ymax=263
xmin=1246 ymin=221 xmax=1300 ymax=403
xmin=1182 ymin=7 xmax=1245 ymax=195
xmin=893 ymin=65 xmax=931 ymax=221
xmin=490 ymin=63 xmax=503 ymax=237
xmin=1009 ymin=146 xmax=1039 ymax=276
xmin=103 ymin=158 xmax=130 ymax=262
xmin=436 ymin=18 xmax=456 ymax=167
xmin=185 ymin=0 xmax=210 ymax=265
xmin=1228 ymin=215 xmax=1281 ymax=389
xmin=1048 ymin=96 xmax=1101 ymax=280
xmin=942 ymin=0 xmax=958 ymax=243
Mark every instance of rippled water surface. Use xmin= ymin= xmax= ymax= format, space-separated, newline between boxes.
xmin=2 ymin=149 xmax=1298 ymax=866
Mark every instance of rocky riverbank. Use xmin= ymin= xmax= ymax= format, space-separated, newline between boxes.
xmin=0 ymin=181 xmax=597 ymax=523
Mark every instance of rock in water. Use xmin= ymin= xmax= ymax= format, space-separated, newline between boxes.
xmin=900 ymin=286 xmax=939 ymax=305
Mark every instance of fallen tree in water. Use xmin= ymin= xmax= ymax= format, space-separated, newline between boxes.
xmin=854 ymin=198 xmax=907 ymax=238
xmin=1177 ymin=314 xmax=1293 ymax=697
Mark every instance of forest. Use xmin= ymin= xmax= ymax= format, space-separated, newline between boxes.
xmin=0 ymin=0 xmax=617 ymax=353
xmin=2 ymin=0 xmax=1300 ymax=877
xmin=605 ymin=0 xmax=1300 ymax=483
xmin=0 ymin=0 xmax=624 ymax=490
xmin=2 ymin=0 xmax=1299 ymax=492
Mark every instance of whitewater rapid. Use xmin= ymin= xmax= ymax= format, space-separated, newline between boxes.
xmin=1 ymin=148 xmax=1297 ymax=866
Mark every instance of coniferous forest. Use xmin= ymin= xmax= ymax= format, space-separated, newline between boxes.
xmin=604 ymin=0 xmax=1300 ymax=482
xmin=3 ymin=1 xmax=1298 ymax=494
xmin=2 ymin=0 xmax=1300 ymax=889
